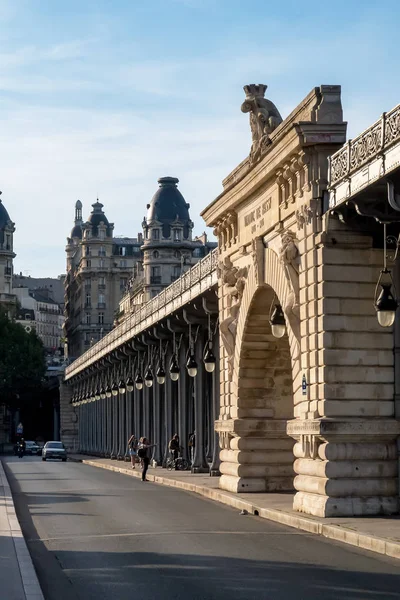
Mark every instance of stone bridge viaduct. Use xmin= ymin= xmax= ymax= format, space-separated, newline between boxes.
xmin=62 ymin=84 xmax=400 ymax=518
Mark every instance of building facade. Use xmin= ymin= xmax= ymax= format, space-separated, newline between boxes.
xmin=0 ymin=193 xmax=17 ymax=316
xmin=64 ymin=200 xmax=143 ymax=359
xmin=14 ymin=288 xmax=63 ymax=357
xmin=118 ymin=177 xmax=217 ymax=321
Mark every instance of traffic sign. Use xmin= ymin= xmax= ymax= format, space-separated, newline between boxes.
xmin=16 ymin=422 xmax=23 ymax=434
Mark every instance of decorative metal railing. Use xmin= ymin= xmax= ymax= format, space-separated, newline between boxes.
xmin=65 ymin=248 xmax=218 ymax=377
xmin=329 ymin=103 xmax=400 ymax=187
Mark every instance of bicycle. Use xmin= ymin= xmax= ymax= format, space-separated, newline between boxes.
xmin=166 ymin=452 xmax=189 ymax=471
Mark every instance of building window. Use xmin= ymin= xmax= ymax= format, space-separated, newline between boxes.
xmin=99 ymin=246 xmax=106 ymax=257
xmin=85 ymin=246 xmax=91 ymax=256
xmin=6 ymin=234 xmax=10 ymax=250
xmin=98 ymin=312 xmax=104 ymax=324
xmin=173 ymin=229 xmax=181 ymax=241
xmin=99 ymin=229 xmax=105 ymax=240
xmin=86 ymin=259 xmax=91 ymax=268
xmin=85 ymin=313 xmax=91 ymax=325
xmin=99 ymin=259 xmax=105 ymax=268
xmin=119 ymin=246 xmax=126 ymax=256
xmin=152 ymin=229 xmax=160 ymax=240
xmin=120 ymin=277 xmax=128 ymax=291
xmin=150 ymin=266 xmax=161 ymax=285
xmin=193 ymin=247 xmax=203 ymax=257
xmin=120 ymin=259 xmax=127 ymax=268
xmin=85 ymin=279 xmax=91 ymax=289
xmin=85 ymin=293 xmax=91 ymax=307
xmin=153 ymin=250 xmax=159 ymax=258
xmin=99 ymin=276 xmax=105 ymax=285
xmin=174 ymin=250 xmax=180 ymax=259
xmin=98 ymin=293 xmax=106 ymax=309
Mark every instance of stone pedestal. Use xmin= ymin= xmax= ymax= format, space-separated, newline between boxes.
xmin=288 ymin=419 xmax=400 ymax=517
xmin=217 ymin=419 xmax=294 ymax=493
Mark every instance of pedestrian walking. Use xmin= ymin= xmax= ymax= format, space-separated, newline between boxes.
xmin=137 ymin=437 xmax=156 ymax=481
xmin=188 ymin=431 xmax=195 ymax=465
xmin=127 ymin=434 xmax=138 ymax=469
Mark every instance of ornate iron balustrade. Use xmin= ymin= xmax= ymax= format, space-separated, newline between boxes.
xmin=329 ymin=103 xmax=400 ymax=188
xmin=65 ymin=248 xmax=218 ymax=378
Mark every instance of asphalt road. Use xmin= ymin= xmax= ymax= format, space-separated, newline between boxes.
xmin=3 ymin=456 xmax=400 ymax=600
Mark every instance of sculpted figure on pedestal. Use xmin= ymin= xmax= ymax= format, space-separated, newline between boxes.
xmin=241 ymin=84 xmax=283 ymax=164
xmin=218 ymin=257 xmax=248 ymax=378
xmin=279 ymin=231 xmax=301 ymax=348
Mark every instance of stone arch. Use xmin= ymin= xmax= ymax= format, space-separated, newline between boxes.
xmin=219 ymin=247 xmax=299 ymax=494
xmin=233 ymin=247 xmax=301 ymax=398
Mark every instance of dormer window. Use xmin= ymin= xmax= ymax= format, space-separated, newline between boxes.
xmin=99 ymin=229 xmax=105 ymax=240
xmin=152 ymin=229 xmax=160 ymax=240
xmin=119 ymin=246 xmax=126 ymax=256
xmin=173 ymin=229 xmax=181 ymax=242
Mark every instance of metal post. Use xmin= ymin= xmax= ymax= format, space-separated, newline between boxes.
xmin=210 ymin=335 xmax=221 ymax=476
xmin=192 ymin=334 xmax=209 ymax=472
xmin=178 ymin=339 xmax=189 ymax=462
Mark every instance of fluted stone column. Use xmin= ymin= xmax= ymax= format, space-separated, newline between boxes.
xmin=125 ymin=391 xmax=132 ymax=460
xmin=210 ymin=335 xmax=220 ymax=476
xmin=178 ymin=340 xmax=189 ymax=461
xmin=117 ymin=392 xmax=125 ymax=459
xmin=111 ymin=396 xmax=118 ymax=459
xmin=105 ymin=396 xmax=112 ymax=458
xmin=192 ymin=339 xmax=208 ymax=472
xmin=163 ymin=348 xmax=173 ymax=466
xmin=152 ymin=380 xmax=163 ymax=464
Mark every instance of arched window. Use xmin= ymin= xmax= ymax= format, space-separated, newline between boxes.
xmin=153 ymin=250 xmax=159 ymax=258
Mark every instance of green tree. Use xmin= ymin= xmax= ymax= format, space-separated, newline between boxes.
xmin=0 ymin=310 xmax=46 ymax=408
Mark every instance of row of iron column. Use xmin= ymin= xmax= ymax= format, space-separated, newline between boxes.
xmin=76 ymin=333 xmax=220 ymax=474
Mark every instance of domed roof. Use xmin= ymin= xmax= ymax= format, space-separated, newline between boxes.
xmin=147 ymin=177 xmax=190 ymax=224
xmin=70 ymin=224 xmax=82 ymax=239
xmin=87 ymin=201 xmax=112 ymax=236
xmin=0 ymin=196 xmax=12 ymax=230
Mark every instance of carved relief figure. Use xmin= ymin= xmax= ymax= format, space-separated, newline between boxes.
xmin=279 ymin=231 xmax=301 ymax=346
xmin=241 ymin=84 xmax=283 ymax=164
xmin=218 ymin=257 xmax=248 ymax=377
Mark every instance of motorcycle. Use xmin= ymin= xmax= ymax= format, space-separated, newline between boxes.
xmin=17 ymin=444 xmax=24 ymax=458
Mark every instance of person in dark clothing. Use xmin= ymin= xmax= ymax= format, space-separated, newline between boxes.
xmin=168 ymin=434 xmax=180 ymax=460
xmin=137 ymin=437 xmax=156 ymax=481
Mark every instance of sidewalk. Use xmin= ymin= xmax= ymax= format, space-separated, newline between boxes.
xmin=69 ymin=453 xmax=400 ymax=561
xmin=0 ymin=460 xmax=44 ymax=600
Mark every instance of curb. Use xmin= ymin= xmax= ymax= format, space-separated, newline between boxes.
xmin=0 ymin=460 xmax=45 ymax=600
xmin=71 ymin=456 xmax=400 ymax=561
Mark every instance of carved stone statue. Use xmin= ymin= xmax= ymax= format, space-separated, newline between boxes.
xmin=241 ymin=84 xmax=283 ymax=164
xmin=218 ymin=257 xmax=248 ymax=378
xmin=278 ymin=231 xmax=301 ymax=349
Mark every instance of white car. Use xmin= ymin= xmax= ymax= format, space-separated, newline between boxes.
xmin=42 ymin=441 xmax=67 ymax=462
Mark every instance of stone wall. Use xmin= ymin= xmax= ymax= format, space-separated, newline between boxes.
xmin=59 ymin=381 xmax=78 ymax=452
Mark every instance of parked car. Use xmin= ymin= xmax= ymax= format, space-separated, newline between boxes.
xmin=25 ymin=441 xmax=41 ymax=455
xmin=42 ymin=441 xmax=67 ymax=462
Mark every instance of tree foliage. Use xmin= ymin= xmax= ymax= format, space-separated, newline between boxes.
xmin=0 ymin=310 xmax=46 ymax=407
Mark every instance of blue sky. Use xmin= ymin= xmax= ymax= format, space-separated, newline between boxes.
xmin=1 ymin=0 xmax=400 ymax=276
